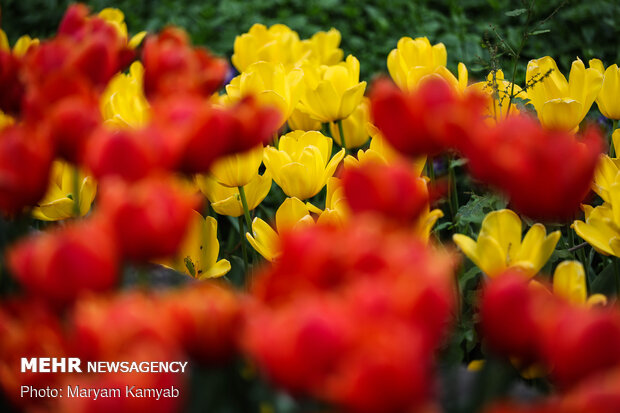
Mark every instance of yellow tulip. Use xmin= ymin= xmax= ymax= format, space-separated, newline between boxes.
xmin=264 ymin=130 xmax=345 ymax=200
xmin=573 ymin=199 xmax=620 ymax=257
xmin=592 ymin=154 xmax=620 ymax=203
xmin=552 ymin=260 xmax=607 ymax=307
xmin=453 ymin=209 xmax=560 ymax=278
xmin=306 ymin=177 xmax=349 ymax=226
xmin=0 ymin=29 xmax=39 ymax=57
xmin=32 ymin=161 xmax=97 ymax=221
xmin=100 ymin=61 xmax=150 ymax=128
xmin=159 ymin=211 xmax=231 ymax=279
xmin=225 ymin=62 xmax=304 ymax=126
xmin=232 ymin=23 xmax=305 ymax=72
xmin=468 ymin=69 xmax=526 ymax=121
xmin=300 ymin=28 xmax=344 ymax=66
xmin=287 ymin=106 xmax=322 ymax=131
xmin=196 ymin=171 xmax=272 ymax=218
xmin=328 ymin=98 xmax=371 ymax=149
xmin=387 ymin=36 xmax=468 ymax=91
xmin=413 ymin=208 xmax=444 ymax=244
xmin=299 ymin=55 xmax=367 ymax=122
xmin=98 ymin=8 xmax=146 ymax=49
xmin=589 ymin=59 xmax=620 ymax=120
xmin=344 ymin=126 xmax=425 ymax=176
xmin=209 ymin=145 xmax=264 ymax=188
xmin=246 ymin=197 xmax=315 ymax=261
xmin=526 ymin=56 xmax=602 ymax=131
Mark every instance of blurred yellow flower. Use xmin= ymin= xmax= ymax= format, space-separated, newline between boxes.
xmin=246 ymin=197 xmax=314 ymax=261
xmin=301 ymin=28 xmax=343 ymax=66
xmin=264 ymin=130 xmax=345 ymax=200
xmin=329 ymin=98 xmax=371 ymax=149
xmin=0 ymin=110 xmax=14 ymax=130
xmin=553 ymin=260 xmax=607 ymax=307
xmin=32 ymin=161 xmax=97 ymax=221
xmin=453 ymin=209 xmax=560 ymax=278
xmin=160 ymin=211 xmax=231 ymax=279
xmin=196 ymin=171 xmax=272 ymax=218
xmin=209 ymin=145 xmax=264 ymax=188
xmin=299 ymin=55 xmax=366 ymax=122
xmin=100 ymin=61 xmax=150 ymax=128
xmin=0 ymin=29 xmax=39 ymax=57
xmin=232 ymin=23 xmax=305 ymax=72
xmin=387 ymin=36 xmax=467 ymax=91
xmin=526 ymin=56 xmax=602 ymax=131
xmin=589 ymin=59 xmax=620 ymax=120
xmin=225 ymin=61 xmax=304 ymax=126
xmin=468 ymin=69 xmax=526 ymax=121
xmin=287 ymin=107 xmax=321 ymax=131
xmin=98 ymin=8 xmax=146 ymax=49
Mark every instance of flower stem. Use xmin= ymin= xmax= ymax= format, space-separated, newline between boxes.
xmin=72 ymin=166 xmax=81 ymax=218
xmin=238 ymin=216 xmax=248 ymax=274
xmin=238 ymin=186 xmax=253 ymax=234
xmin=337 ymin=118 xmax=349 ymax=156
xmin=427 ymin=156 xmax=435 ymax=183
xmin=273 ymin=132 xmax=279 ymax=149
xmin=448 ymin=155 xmax=459 ymax=220
xmin=238 ymin=185 xmax=258 ymax=273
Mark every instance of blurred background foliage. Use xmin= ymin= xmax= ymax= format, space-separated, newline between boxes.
xmin=2 ymin=0 xmax=619 ymax=83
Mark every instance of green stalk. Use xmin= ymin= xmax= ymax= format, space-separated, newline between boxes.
xmin=238 ymin=186 xmax=258 ymax=275
xmin=72 ymin=166 xmax=81 ymax=218
xmin=448 ymin=155 xmax=459 ymax=220
xmin=238 ymin=216 xmax=248 ymax=274
xmin=427 ymin=156 xmax=435 ymax=183
xmin=238 ymin=186 xmax=253 ymax=235
xmin=273 ymin=132 xmax=279 ymax=149
xmin=337 ymin=118 xmax=349 ymax=155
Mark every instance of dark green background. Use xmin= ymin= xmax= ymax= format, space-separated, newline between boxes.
xmin=2 ymin=0 xmax=619 ymax=84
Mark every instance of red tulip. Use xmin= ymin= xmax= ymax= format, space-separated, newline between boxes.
xmin=96 ymin=176 xmax=200 ymax=261
xmin=7 ymin=219 xmax=119 ymax=305
xmin=370 ymin=77 xmax=487 ymax=157
xmin=461 ymin=115 xmax=603 ymax=221
xmin=342 ymin=161 xmax=430 ymax=224
xmin=142 ymin=27 xmax=228 ymax=100
xmin=0 ymin=124 xmax=53 ymax=215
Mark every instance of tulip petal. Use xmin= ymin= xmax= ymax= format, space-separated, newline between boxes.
xmin=247 ymin=218 xmax=280 ymax=261
xmin=553 ymin=260 xmax=587 ymax=304
xmin=339 ymin=81 xmax=366 ymax=120
xmin=200 ymin=259 xmax=231 ymax=279
xmin=573 ymin=219 xmax=615 ymax=255
xmin=540 ymin=98 xmax=582 ymax=130
xmin=479 ymin=209 xmax=522 ymax=260
xmin=276 ymin=197 xmax=311 ymax=232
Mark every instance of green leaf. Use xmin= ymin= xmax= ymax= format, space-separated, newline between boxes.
xmin=591 ymin=262 xmax=617 ymax=296
xmin=505 ymin=8 xmax=527 ymax=17
xmin=455 ymin=193 xmax=507 ymax=230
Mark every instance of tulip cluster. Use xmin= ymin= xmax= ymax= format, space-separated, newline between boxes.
xmin=243 ymin=219 xmax=457 ymax=413
xmin=3 ymin=2 xmax=620 ymax=412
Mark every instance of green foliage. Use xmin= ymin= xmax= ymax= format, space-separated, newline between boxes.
xmin=3 ymin=0 xmax=620 ymax=83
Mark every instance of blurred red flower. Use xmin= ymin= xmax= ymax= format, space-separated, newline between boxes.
xmin=142 ymin=27 xmax=228 ymax=100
